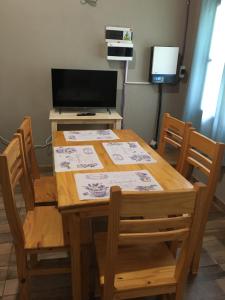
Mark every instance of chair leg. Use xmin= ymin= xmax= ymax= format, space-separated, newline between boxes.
xmin=19 ymin=281 xmax=29 ymax=300
xmin=62 ymin=214 xmax=70 ymax=245
xmin=175 ymin=280 xmax=186 ymax=300
xmin=15 ymin=247 xmax=29 ymax=300
xmin=69 ymin=214 xmax=82 ymax=300
xmin=81 ymin=245 xmax=91 ymax=300
xmin=191 ymin=237 xmax=203 ymax=274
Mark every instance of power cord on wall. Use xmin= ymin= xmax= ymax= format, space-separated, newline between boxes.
xmin=0 ymin=135 xmax=52 ymax=150
xmin=181 ymin=0 xmax=191 ymax=65
xmin=0 ymin=135 xmax=9 ymax=146
xmin=80 ymin=0 xmax=98 ymax=6
xmin=35 ymin=136 xmax=52 ymax=149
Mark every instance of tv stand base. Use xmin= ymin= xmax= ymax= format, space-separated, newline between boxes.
xmin=49 ymin=109 xmax=122 ymax=133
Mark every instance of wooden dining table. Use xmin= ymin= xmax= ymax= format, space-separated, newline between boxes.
xmin=53 ymin=129 xmax=193 ymax=300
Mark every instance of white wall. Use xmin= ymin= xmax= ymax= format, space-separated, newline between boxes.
xmin=0 ymin=0 xmax=188 ymax=164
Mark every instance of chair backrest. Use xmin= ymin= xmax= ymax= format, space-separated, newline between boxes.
xmin=158 ymin=113 xmax=192 ymax=169
xmin=178 ymin=129 xmax=225 ymax=205
xmin=17 ymin=116 xmax=40 ymax=180
xmin=104 ymin=184 xmax=206 ymax=298
xmin=0 ymin=134 xmax=34 ymax=247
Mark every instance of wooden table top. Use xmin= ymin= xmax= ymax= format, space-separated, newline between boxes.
xmin=53 ymin=129 xmax=193 ymax=213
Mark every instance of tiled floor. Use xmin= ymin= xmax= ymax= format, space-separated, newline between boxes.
xmin=1 ymin=190 xmax=225 ymax=299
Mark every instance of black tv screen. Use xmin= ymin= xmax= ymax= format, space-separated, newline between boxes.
xmin=51 ymin=69 xmax=117 ymax=108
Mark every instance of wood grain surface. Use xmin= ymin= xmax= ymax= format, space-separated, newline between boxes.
xmin=53 ymin=129 xmax=193 ymax=212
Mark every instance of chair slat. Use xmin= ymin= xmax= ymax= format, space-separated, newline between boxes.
xmin=189 ymin=131 xmax=217 ymax=159
xmin=120 ymin=216 xmax=192 ymax=233
xmin=119 ymin=228 xmax=190 ymax=245
xmin=12 ymin=168 xmax=23 ymax=189
xmin=18 ymin=117 xmax=56 ymax=206
xmin=4 ymin=139 xmax=21 ymax=171
xmin=187 ymin=156 xmax=210 ymax=176
xmin=17 ymin=116 xmax=40 ymax=180
xmin=157 ymin=113 xmax=192 ymax=169
xmin=165 ymin=129 xmax=183 ymax=143
xmin=164 ymin=136 xmax=181 ymax=149
xmin=25 ymin=133 xmax=32 ymax=144
xmin=10 ymin=157 xmax=22 ymax=180
xmin=120 ymin=190 xmax=196 ymax=218
xmin=188 ymin=148 xmax=212 ymax=169
xmin=165 ymin=116 xmax=186 ymax=135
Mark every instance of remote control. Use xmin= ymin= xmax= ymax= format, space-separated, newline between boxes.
xmin=77 ymin=112 xmax=96 ymax=116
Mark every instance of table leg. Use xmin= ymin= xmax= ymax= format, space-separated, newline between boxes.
xmin=81 ymin=217 xmax=93 ymax=300
xmin=81 ymin=245 xmax=91 ymax=300
xmin=69 ymin=213 xmax=82 ymax=300
xmin=51 ymin=121 xmax=58 ymax=134
xmin=62 ymin=215 xmax=69 ymax=245
xmin=115 ymin=119 xmax=122 ymax=129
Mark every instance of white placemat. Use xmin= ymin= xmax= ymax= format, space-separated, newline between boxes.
xmin=103 ymin=141 xmax=156 ymax=165
xmin=63 ymin=130 xmax=119 ymax=141
xmin=54 ymin=145 xmax=103 ymax=172
xmin=75 ymin=170 xmax=163 ymax=200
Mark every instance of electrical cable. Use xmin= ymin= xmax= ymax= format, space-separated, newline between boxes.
xmin=180 ymin=0 xmax=191 ymax=65
xmin=154 ymin=84 xmax=163 ymax=143
xmin=0 ymin=134 xmax=52 ymax=149
xmin=121 ymin=61 xmax=127 ymax=129
xmin=0 ymin=135 xmax=10 ymax=146
xmin=149 ymin=84 xmax=163 ymax=149
xmin=34 ymin=135 xmax=52 ymax=149
xmin=80 ymin=0 xmax=98 ymax=6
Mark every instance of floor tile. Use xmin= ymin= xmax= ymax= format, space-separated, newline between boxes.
xmin=0 ymin=224 xmax=10 ymax=235
xmin=3 ymin=279 xmax=18 ymax=296
xmin=0 ymin=267 xmax=8 ymax=281
xmin=0 ymin=254 xmax=11 ymax=268
xmin=0 ymin=281 xmax=5 ymax=297
xmin=0 ymin=244 xmax=12 ymax=257
xmin=2 ymin=294 xmax=18 ymax=300
xmin=6 ymin=265 xmax=17 ymax=281
xmin=216 ymin=277 xmax=225 ymax=293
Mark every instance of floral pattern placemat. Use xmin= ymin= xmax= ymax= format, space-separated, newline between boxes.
xmin=63 ymin=130 xmax=119 ymax=141
xmin=103 ymin=141 xmax=156 ymax=165
xmin=74 ymin=170 xmax=163 ymax=200
xmin=54 ymin=145 xmax=103 ymax=172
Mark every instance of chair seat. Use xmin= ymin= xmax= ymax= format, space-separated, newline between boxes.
xmin=94 ymin=233 xmax=176 ymax=294
xmin=23 ymin=206 xmax=67 ymax=251
xmin=34 ymin=176 xmax=57 ymax=205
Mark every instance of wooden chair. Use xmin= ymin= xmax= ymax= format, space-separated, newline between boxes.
xmin=158 ymin=113 xmax=192 ymax=169
xmin=0 ymin=134 xmax=70 ymax=299
xmin=178 ymin=129 xmax=225 ymax=274
xmin=94 ymin=184 xmax=206 ymax=300
xmin=17 ymin=116 xmax=56 ymax=206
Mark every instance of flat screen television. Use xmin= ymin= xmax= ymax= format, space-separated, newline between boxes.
xmin=51 ymin=68 xmax=118 ymax=109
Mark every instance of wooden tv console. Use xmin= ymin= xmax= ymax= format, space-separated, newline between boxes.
xmin=49 ymin=109 xmax=123 ymax=134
